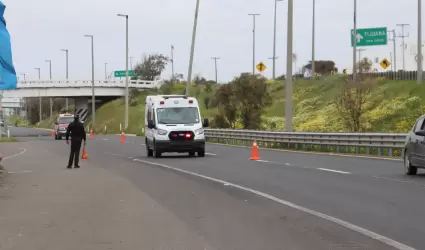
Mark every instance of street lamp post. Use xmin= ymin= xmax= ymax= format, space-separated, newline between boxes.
xmin=61 ymin=49 xmax=69 ymax=108
xmin=272 ymin=0 xmax=283 ymax=80
xmin=130 ymin=57 xmax=134 ymax=70
xmin=186 ymin=0 xmax=201 ymax=96
xmin=45 ymin=60 xmax=53 ymax=118
xmin=418 ymin=0 xmax=422 ymax=84
xmin=311 ymin=0 xmax=316 ymax=80
xmin=19 ymin=73 xmax=26 ymax=81
xmin=249 ymin=13 xmax=260 ymax=75
xmin=211 ymin=57 xmax=220 ymax=83
xmin=352 ymin=0 xmax=357 ymax=83
xmin=171 ymin=45 xmax=175 ymax=82
xmin=105 ymin=63 xmax=108 ymax=80
xmin=84 ymin=35 xmax=95 ymax=128
xmin=117 ymin=14 xmax=129 ymax=130
xmin=285 ymin=0 xmax=293 ymax=131
xmin=34 ymin=68 xmax=41 ymax=124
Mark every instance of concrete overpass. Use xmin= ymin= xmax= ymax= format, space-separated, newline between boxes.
xmin=1 ymin=79 xmax=160 ymax=121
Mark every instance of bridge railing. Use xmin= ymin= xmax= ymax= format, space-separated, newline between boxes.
xmin=17 ymin=80 xmax=160 ymax=88
xmin=204 ymin=129 xmax=408 ymax=157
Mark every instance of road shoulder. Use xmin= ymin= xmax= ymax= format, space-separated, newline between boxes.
xmin=0 ymin=141 xmax=214 ymax=250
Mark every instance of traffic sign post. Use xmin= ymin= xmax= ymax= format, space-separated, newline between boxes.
xmin=256 ymin=61 xmax=267 ymax=73
xmin=380 ymin=58 xmax=391 ymax=70
xmin=351 ymin=27 xmax=388 ymax=47
xmin=114 ymin=70 xmax=134 ymax=78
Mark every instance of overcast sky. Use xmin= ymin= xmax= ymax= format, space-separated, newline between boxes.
xmin=3 ymin=0 xmax=423 ymax=82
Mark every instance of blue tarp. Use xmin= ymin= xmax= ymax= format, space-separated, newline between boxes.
xmin=0 ymin=1 xmax=16 ymax=90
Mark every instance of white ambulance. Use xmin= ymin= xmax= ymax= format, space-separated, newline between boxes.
xmin=145 ymin=95 xmax=209 ymax=158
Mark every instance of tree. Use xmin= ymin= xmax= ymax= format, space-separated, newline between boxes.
xmin=357 ymin=57 xmax=372 ymax=73
xmin=134 ymin=54 xmax=169 ymax=81
xmin=213 ymin=73 xmax=271 ymax=129
xmin=232 ymin=73 xmax=272 ymax=129
xmin=214 ymin=83 xmax=238 ymax=128
xmin=193 ymin=74 xmax=207 ymax=85
xmin=303 ymin=60 xmax=337 ymax=76
xmin=335 ymin=75 xmax=375 ymax=132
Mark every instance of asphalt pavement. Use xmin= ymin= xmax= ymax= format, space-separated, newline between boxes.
xmin=0 ymin=127 xmax=422 ymax=249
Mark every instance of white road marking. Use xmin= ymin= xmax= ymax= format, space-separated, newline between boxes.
xmin=256 ymin=159 xmax=270 ymax=163
xmin=372 ymin=176 xmax=425 ymax=188
xmin=132 ymin=158 xmax=413 ymax=250
xmin=103 ymin=139 xmax=108 ymax=141
xmin=3 ymin=148 xmax=27 ymax=160
xmin=205 ymin=153 xmax=217 ymax=156
xmin=317 ymin=168 xmax=351 ymax=175
xmin=8 ymin=170 xmax=33 ymax=174
xmin=104 ymin=152 xmax=126 ymax=157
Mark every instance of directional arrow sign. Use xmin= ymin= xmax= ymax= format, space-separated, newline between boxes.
xmin=379 ymin=58 xmax=391 ymax=70
xmin=256 ymin=62 xmax=267 ymax=73
xmin=351 ymin=27 xmax=387 ymax=47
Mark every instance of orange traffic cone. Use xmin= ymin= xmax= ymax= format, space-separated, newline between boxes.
xmin=81 ymin=147 xmax=89 ymax=160
xmin=90 ymin=129 xmax=94 ymax=139
xmin=250 ymin=140 xmax=260 ymax=161
xmin=51 ymin=130 xmax=55 ymax=137
xmin=120 ymin=131 xmax=126 ymax=143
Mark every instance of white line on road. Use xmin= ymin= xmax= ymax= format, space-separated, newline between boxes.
xmin=372 ymin=176 xmax=425 ymax=188
xmin=8 ymin=170 xmax=33 ymax=174
xmin=133 ymin=158 xmax=413 ymax=250
xmin=317 ymin=168 xmax=351 ymax=175
xmin=205 ymin=152 xmax=217 ymax=156
xmin=3 ymin=148 xmax=27 ymax=160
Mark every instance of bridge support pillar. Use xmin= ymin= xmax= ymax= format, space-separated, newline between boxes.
xmin=74 ymin=97 xmax=89 ymax=122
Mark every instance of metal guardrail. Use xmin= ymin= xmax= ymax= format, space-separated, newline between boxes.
xmin=204 ymin=129 xmax=408 ymax=157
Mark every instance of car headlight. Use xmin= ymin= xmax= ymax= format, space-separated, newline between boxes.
xmin=195 ymin=128 xmax=204 ymax=135
xmin=157 ymin=129 xmax=167 ymax=135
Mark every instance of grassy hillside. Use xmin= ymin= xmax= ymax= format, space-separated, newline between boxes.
xmin=37 ymin=78 xmax=425 ymax=134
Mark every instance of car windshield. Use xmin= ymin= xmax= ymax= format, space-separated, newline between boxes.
xmin=58 ymin=117 xmax=74 ymax=124
xmin=156 ymin=107 xmax=199 ymax=124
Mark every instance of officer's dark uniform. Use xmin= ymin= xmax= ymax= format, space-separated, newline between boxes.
xmin=65 ymin=115 xmax=86 ymax=169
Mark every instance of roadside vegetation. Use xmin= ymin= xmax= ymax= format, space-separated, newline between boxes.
xmin=30 ymin=56 xmax=423 ymax=135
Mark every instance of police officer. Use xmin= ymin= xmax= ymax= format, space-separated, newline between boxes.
xmin=65 ymin=114 xmax=86 ymax=169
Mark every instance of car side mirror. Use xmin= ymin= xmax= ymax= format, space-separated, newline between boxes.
xmin=203 ymin=118 xmax=209 ymax=128
xmin=147 ymin=120 xmax=155 ymax=129
xmin=415 ymin=130 xmax=425 ymax=136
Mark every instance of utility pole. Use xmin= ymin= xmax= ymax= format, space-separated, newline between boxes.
xmin=417 ymin=0 xmax=422 ymax=84
xmin=357 ymin=48 xmax=366 ymax=61
xmin=117 ymin=14 xmax=129 ymax=130
xmin=45 ymin=60 xmax=53 ymax=118
xmin=186 ymin=0 xmax=201 ymax=96
xmin=388 ymin=30 xmax=397 ymax=73
xmin=61 ymin=49 xmax=69 ymax=108
xmin=130 ymin=57 xmax=134 ymax=70
xmin=249 ymin=13 xmax=260 ymax=75
xmin=34 ymin=68 xmax=41 ymax=124
xmin=105 ymin=63 xmax=108 ymax=80
xmin=84 ymin=35 xmax=95 ymax=128
xmin=272 ymin=0 xmax=283 ymax=80
xmin=311 ymin=0 xmax=316 ymax=80
xmin=171 ymin=45 xmax=175 ymax=82
xmin=211 ymin=57 xmax=220 ymax=83
xmin=352 ymin=0 xmax=357 ymax=82
xmin=396 ymin=23 xmax=410 ymax=71
xmin=285 ymin=0 xmax=293 ymax=132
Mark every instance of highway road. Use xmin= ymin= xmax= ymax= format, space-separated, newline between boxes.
xmin=1 ymin=127 xmax=423 ymax=249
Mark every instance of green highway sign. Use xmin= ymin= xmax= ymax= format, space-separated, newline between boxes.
xmin=114 ymin=70 xmax=134 ymax=77
xmin=351 ymin=27 xmax=387 ymax=47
